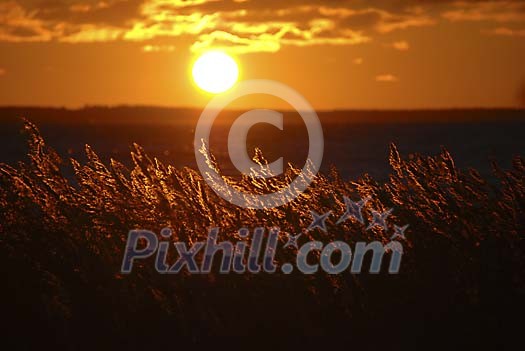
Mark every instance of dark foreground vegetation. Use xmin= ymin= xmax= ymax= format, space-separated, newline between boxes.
xmin=1 ymin=121 xmax=524 ymax=348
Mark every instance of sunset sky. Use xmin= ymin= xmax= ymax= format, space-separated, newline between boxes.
xmin=1 ymin=0 xmax=524 ymax=109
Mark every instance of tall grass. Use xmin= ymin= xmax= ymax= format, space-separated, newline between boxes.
xmin=0 ymin=120 xmax=523 ymax=347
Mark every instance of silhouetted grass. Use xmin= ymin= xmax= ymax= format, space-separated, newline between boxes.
xmin=1 ymin=120 xmax=523 ymax=348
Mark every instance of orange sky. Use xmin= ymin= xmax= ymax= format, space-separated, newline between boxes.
xmin=0 ymin=0 xmax=524 ymax=109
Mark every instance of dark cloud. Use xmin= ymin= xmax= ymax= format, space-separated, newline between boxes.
xmin=31 ymin=0 xmax=145 ymax=25
xmin=7 ymin=24 xmax=42 ymax=37
xmin=339 ymin=11 xmax=382 ymax=29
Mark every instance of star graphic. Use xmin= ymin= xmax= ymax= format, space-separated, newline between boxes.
xmin=336 ymin=196 xmax=370 ymax=225
xmin=366 ymin=208 xmax=393 ymax=231
xmin=283 ymin=232 xmax=302 ymax=249
xmin=307 ymin=210 xmax=332 ymax=232
xmin=391 ymin=224 xmax=409 ymax=240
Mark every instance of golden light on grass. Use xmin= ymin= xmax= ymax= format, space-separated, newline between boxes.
xmin=192 ymin=51 xmax=239 ymax=94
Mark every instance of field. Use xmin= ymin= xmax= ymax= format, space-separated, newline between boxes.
xmin=0 ymin=109 xmax=524 ymax=348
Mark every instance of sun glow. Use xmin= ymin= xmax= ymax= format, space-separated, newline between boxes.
xmin=192 ymin=51 xmax=239 ymax=94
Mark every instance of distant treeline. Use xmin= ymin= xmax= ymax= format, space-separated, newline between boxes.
xmin=0 ymin=106 xmax=524 ymax=124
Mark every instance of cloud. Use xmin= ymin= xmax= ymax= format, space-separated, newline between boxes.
xmin=28 ymin=0 xmax=144 ymax=26
xmin=0 ymin=0 xmax=521 ymax=53
xmin=442 ymin=1 xmax=525 ymax=23
xmin=376 ymin=74 xmax=399 ymax=82
xmin=0 ymin=0 xmax=432 ymax=50
xmin=0 ymin=1 xmax=55 ymax=42
xmin=142 ymin=44 xmax=175 ymax=52
xmin=191 ymin=30 xmax=281 ymax=54
xmin=137 ymin=3 xmax=372 ymax=53
xmin=372 ymin=9 xmax=436 ymax=33
xmin=59 ymin=25 xmax=124 ymax=43
xmin=323 ymin=7 xmax=436 ymax=33
xmin=189 ymin=23 xmax=370 ymax=54
xmin=387 ymin=40 xmax=410 ymax=50
xmin=482 ymin=26 xmax=525 ymax=37
xmin=123 ymin=12 xmax=219 ymax=41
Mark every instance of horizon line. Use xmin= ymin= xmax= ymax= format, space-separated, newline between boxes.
xmin=1 ymin=104 xmax=524 ymax=113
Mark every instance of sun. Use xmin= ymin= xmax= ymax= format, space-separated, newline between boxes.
xmin=192 ymin=51 xmax=239 ymax=94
